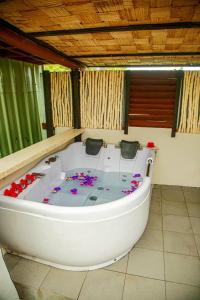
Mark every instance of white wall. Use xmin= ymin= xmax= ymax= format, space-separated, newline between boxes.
xmin=56 ymin=127 xmax=200 ymax=187
xmin=0 ymin=249 xmax=20 ymax=300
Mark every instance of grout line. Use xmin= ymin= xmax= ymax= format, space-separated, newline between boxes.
xmin=121 ymin=259 xmax=128 ymax=300
xmin=183 ymin=190 xmax=200 ymax=259
xmin=134 ymin=245 xmax=200 ymax=258
xmin=163 ymin=229 xmax=198 ymax=235
xmin=103 ymin=267 xmax=128 ymax=276
xmin=5 ymin=255 xmax=22 ymax=272
xmin=194 ymin=234 xmax=200 ymax=258
xmin=165 ymin=279 xmax=200 ymax=289
xmin=77 ymin=270 xmax=88 ymax=300
xmin=162 ymin=227 xmax=194 ymax=234
xmin=185 ymin=199 xmax=190 ymax=217
xmin=134 ymin=246 xmax=163 ymax=253
xmin=125 ymin=273 xmax=165 ymax=282
xmin=160 ymin=191 xmax=167 ymax=300
xmin=135 ymin=245 xmax=163 ymax=252
xmin=164 ymin=251 xmax=198 ymax=258
xmin=185 ymin=202 xmax=200 ymax=219
xmin=162 ymin=213 xmax=189 ymax=217
xmin=124 ymin=273 xmax=200 ymax=289
xmin=121 ymin=273 xmax=127 ymax=300
xmin=38 ymin=265 xmax=52 ymax=289
xmin=164 ymin=280 xmax=167 ymax=300
xmin=125 ymin=252 xmax=130 ymax=274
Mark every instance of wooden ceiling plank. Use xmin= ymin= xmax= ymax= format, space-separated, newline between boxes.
xmin=70 ymin=51 xmax=200 ymax=58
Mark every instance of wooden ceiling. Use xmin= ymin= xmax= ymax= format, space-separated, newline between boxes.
xmin=0 ymin=0 xmax=200 ymax=68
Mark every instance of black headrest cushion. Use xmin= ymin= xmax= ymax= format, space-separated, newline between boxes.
xmin=120 ymin=140 xmax=140 ymax=159
xmin=85 ymin=138 xmax=104 ymax=155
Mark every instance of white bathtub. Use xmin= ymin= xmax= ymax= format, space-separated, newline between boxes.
xmin=0 ymin=142 xmax=155 ymax=271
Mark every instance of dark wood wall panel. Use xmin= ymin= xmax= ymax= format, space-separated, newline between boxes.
xmin=128 ymin=71 xmax=177 ymax=128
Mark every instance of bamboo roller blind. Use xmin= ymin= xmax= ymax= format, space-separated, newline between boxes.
xmin=178 ymin=72 xmax=200 ymax=134
xmin=80 ymin=70 xmax=124 ymax=130
xmin=50 ymin=72 xmax=73 ymax=127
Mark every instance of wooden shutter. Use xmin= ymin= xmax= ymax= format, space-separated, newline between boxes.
xmin=128 ymin=71 xmax=177 ymax=128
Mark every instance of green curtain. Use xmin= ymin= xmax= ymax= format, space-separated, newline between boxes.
xmin=0 ymin=59 xmax=42 ymax=158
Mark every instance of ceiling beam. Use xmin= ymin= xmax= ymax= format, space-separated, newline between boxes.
xmin=71 ymin=52 xmax=200 ymax=59
xmin=0 ymin=51 xmax=46 ymax=64
xmin=28 ymin=22 xmax=200 ymax=37
xmin=85 ymin=64 xmax=200 ymax=68
xmin=0 ymin=19 xmax=82 ymax=68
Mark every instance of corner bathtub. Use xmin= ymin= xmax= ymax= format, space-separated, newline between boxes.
xmin=0 ymin=142 xmax=154 ymax=271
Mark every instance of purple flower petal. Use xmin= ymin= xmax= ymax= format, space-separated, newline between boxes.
xmin=133 ymin=173 xmax=141 ymax=178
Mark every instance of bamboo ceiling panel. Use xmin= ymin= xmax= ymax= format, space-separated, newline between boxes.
xmin=0 ymin=1 xmax=200 ymax=33
xmin=37 ymin=28 xmax=200 ymax=56
xmin=76 ymin=55 xmax=200 ymax=66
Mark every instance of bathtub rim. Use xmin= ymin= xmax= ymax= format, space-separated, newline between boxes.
xmin=0 ymin=186 xmax=151 ymax=224
xmin=0 ymin=176 xmax=151 ymax=215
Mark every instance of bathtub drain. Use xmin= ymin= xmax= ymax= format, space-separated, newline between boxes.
xmin=89 ymin=196 xmax=97 ymax=201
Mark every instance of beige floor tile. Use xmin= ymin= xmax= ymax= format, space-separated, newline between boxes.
xmin=163 ymin=231 xmax=198 ymax=256
xmin=166 ymin=282 xmax=200 ymax=300
xmin=162 ymin=200 xmax=188 ymax=216
xmin=123 ymin=275 xmax=165 ymax=300
xmin=127 ymin=248 xmax=164 ymax=280
xmin=14 ymin=283 xmax=39 ymax=300
xmin=40 ymin=290 xmax=72 ymax=300
xmin=10 ymin=258 xmax=50 ymax=289
xmin=135 ymin=228 xmax=163 ymax=251
xmin=190 ymin=217 xmax=200 ymax=234
xmin=187 ymin=203 xmax=200 ymax=218
xmin=3 ymin=253 xmax=21 ymax=271
xmin=16 ymin=282 xmax=72 ymax=300
xmin=194 ymin=234 xmax=200 ymax=256
xmin=78 ymin=269 xmax=125 ymax=300
xmin=147 ymin=213 xmax=162 ymax=230
xmin=162 ymin=189 xmax=185 ymax=202
xmin=152 ymin=188 xmax=161 ymax=200
xmin=182 ymin=187 xmax=200 ymax=193
xmin=163 ymin=215 xmax=192 ymax=233
xmin=152 ymin=189 xmax=162 ymax=199
xmin=105 ymin=254 xmax=128 ymax=273
xmin=41 ymin=267 xmax=86 ymax=299
xmin=153 ymin=184 xmax=161 ymax=189
xmin=105 ymin=255 xmax=128 ymax=273
xmin=161 ymin=185 xmax=181 ymax=191
xmin=165 ymin=252 xmax=200 ymax=286
xmin=150 ymin=198 xmax=162 ymax=214
xmin=184 ymin=190 xmax=200 ymax=203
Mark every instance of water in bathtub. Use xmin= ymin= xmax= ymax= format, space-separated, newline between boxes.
xmin=45 ymin=168 xmax=143 ymax=207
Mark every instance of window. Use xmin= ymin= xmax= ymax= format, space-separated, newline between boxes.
xmin=128 ymin=71 xmax=177 ymax=128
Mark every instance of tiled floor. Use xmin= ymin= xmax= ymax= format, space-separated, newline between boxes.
xmin=3 ymin=185 xmax=200 ymax=300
